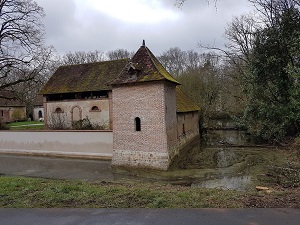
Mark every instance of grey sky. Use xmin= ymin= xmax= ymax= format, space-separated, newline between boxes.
xmin=35 ymin=0 xmax=253 ymax=55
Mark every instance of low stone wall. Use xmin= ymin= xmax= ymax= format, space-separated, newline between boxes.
xmin=0 ymin=130 xmax=113 ymax=159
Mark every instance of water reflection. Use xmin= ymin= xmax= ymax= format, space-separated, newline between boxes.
xmin=167 ymin=139 xmax=255 ymax=190
xmin=191 ymin=176 xmax=252 ymax=191
xmin=114 ymin=139 xmax=261 ymax=191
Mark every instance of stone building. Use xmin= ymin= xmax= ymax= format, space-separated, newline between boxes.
xmin=33 ymin=95 xmax=44 ymax=121
xmin=110 ymin=42 xmax=200 ymax=170
xmin=41 ymin=42 xmax=200 ymax=170
xmin=40 ymin=59 xmax=128 ymax=129
xmin=0 ymin=91 xmax=26 ymax=123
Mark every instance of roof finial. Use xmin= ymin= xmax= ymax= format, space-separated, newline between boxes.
xmin=142 ymin=39 xmax=145 ymax=46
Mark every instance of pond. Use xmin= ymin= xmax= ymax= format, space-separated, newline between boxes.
xmin=113 ymin=139 xmax=283 ymax=191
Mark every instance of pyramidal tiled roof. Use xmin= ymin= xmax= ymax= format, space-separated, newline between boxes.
xmin=110 ymin=42 xmax=180 ymax=85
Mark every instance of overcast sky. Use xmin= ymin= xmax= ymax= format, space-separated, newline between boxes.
xmin=35 ymin=0 xmax=253 ymax=56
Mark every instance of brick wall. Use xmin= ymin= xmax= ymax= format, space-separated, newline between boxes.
xmin=164 ymin=83 xmax=178 ymax=159
xmin=177 ymin=112 xmax=200 ymax=150
xmin=112 ymin=81 xmax=177 ymax=170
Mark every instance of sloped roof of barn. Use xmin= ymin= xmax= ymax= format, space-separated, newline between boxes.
xmin=0 ymin=91 xmax=25 ymax=107
xmin=176 ymin=87 xmax=200 ymax=113
xmin=40 ymin=59 xmax=128 ymax=94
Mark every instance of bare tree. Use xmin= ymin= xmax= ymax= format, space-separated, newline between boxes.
xmin=14 ymin=46 xmax=59 ymax=118
xmin=158 ymin=47 xmax=188 ymax=77
xmin=61 ymin=50 xmax=105 ymax=65
xmin=175 ymin=0 xmax=219 ymax=8
xmin=224 ymin=14 xmax=260 ymax=62
xmin=106 ymin=49 xmax=134 ymax=60
xmin=248 ymin=0 xmax=300 ymax=25
xmin=0 ymin=0 xmax=47 ymax=98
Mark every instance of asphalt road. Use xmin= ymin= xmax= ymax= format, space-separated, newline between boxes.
xmin=0 ymin=154 xmax=114 ymax=181
xmin=1 ymin=208 xmax=300 ymax=225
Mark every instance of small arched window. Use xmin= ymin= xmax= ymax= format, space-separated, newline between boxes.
xmin=135 ymin=117 xmax=141 ymax=131
xmin=54 ymin=107 xmax=63 ymax=113
xmin=91 ymin=106 xmax=100 ymax=111
xmin=38 ymin=110 xmax=43 ymax=118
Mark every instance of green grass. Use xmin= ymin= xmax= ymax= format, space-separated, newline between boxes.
xmin=0 ymin=176 xmax=244 ymax=208
xmin=7 ymin=121 xmax=44 ymax=130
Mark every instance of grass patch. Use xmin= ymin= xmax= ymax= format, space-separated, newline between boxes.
xmin=7 ymin=121 xmax=44 ymax=130
xmin=0 ymin=176 xmax=244 ymax=208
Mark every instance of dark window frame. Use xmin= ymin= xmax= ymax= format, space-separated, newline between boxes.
xmin=135 ymin=117 xmax=141 ymax=131
xmin=38 ymin=110 xmax=43 ymax=118
xmin=54 ymin=107 xmax=63 ymax=113
xmin=90 ymin=106 xmax=100 ymax=112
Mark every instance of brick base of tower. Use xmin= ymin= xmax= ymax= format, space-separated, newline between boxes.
xmin=112 ymin=150 xmax=170 ymax=170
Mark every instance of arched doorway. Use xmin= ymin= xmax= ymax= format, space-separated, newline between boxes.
xmin=71 ymin=106 xmax=82 ymax=122
xmin=38 ymin=110 xmax=43 ymax=118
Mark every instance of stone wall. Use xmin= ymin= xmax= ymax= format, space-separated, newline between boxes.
xmin=0 ymin=130 xmax=113 ymax=159
xmin=112 ymin=81 xmax=177 ymax=170
xmin=0 ymin=106 xmax=26 ymax=123
xmin=44 ymin=98 xmax=110 ymax=129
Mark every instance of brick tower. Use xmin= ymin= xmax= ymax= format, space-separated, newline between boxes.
xmin=110 ymin=41 xmax=180 ymax=170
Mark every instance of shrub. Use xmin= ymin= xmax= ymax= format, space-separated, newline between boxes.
xmin=72 ymin=117 xmax=108 ymax=130
xmin=0 ymin=123 xmax=9 ymax=130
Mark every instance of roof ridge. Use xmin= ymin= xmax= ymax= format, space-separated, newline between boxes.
xmin=60 ymin=58 xmax=129 ymax=68
xmin=143 ymin=46 xmax=180 ymax=85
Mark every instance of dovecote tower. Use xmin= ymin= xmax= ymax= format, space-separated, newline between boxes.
xmin=110 ymin=41 xmax=180 ymax=170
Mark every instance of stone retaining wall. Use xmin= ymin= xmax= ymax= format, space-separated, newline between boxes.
xmin=0 ymin=130 xmax=113 ymax=159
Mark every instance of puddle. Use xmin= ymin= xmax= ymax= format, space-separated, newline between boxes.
xmin=191 ymin=175 xmax=252 ymax=190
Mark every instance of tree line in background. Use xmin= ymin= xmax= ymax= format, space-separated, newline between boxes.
xmin=225 ymin=0 xmax=300 ymax=143
xmin=0 ymin=0 xmax=299 ymax=144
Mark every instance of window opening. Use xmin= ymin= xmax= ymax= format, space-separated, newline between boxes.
xmin=54 ymin=107 xmax=63 ymax=113
xmin=38 ymin=110 xmax=43 ymax=118
xmin=135 ymin=117 xmax=141 ymax=131
xmin=91 ymin=106 xmax=99 ymax=111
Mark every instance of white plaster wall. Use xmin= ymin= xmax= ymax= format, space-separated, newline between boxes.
xmin=0 ymin=131 xmax=113 ymax=158
xmin=46 ymin=99 xmax=110 ymax=129
xmin=33 ymin=107 xmax=44 ymax=121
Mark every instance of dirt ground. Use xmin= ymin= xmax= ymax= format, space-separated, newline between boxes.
xmin=242 ymin=187 xmax=300 ymax=208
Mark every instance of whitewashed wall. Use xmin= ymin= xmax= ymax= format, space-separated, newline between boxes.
xmin=45 ymin=99 xmax=110 ymax=129
xmin=0 ymin=131 xmax=113 ymax=159
xmin=33 ymin=107 xmax=44 ymax=121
